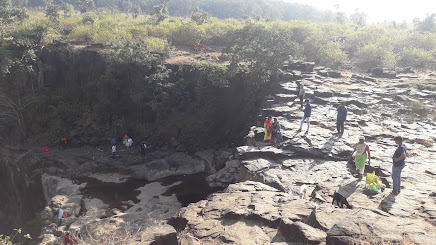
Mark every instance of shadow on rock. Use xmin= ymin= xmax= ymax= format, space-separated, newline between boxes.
xmin=337 ymin=180 xmax=359 ymax=198
xmin=378 ymin=192 xmax=396 ymax=212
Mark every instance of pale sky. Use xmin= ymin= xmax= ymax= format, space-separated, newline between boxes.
xmin=284 ymin=0 xmax=436 ymax=23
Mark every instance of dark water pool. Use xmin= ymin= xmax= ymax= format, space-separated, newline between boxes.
xmin=78 ymin=173 xmax=223 ymax=210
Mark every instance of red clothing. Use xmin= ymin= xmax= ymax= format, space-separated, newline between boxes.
xmin=64 ymin=235 xmax=78 ymax=245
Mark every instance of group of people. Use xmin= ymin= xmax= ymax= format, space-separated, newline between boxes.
xmin=263 ymin=84 xmax=406 ymax=196
xmin=111 ymin=135 xmax=148 ymax=159
xmin=263 ymin=116 xmax=283 ymax=144
xmin=350 ymin=135 xmax=407 ymax=195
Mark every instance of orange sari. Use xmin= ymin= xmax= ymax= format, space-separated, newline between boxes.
xmin=264 ymin=119 xmax=272 ymax=142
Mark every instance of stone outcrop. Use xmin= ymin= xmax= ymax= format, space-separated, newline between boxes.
xmin=179 ymin=64 xmax=436 ymax=244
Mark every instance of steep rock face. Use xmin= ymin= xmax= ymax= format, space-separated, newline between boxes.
xmin=6 ymin=43 xmax=266 ymax=148
xmin=0 ymin=146 xmax=45 ymax=237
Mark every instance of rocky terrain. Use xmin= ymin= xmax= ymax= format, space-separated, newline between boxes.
xmin=172 ymin=64 xmax=436 ymax=244
xmin=2 ymin=62 xmax=436 ymax=245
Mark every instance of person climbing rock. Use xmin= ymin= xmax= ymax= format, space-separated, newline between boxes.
xmin=350 ymin=136 xmax=371 ymax=181
xmin=298 ymin=84 xmax=306 ymax=108
xmin=272 ymin=118 xmax=283 ymax=144
xmin=264 ymin=116 xmax=273 ymax=143
xmin=112 ymin=145 xmax=116 ymax=159
xmin=298 ymin=99 xmax=311 ymax=133
xmin=392 ymin=136 xmax=406 ymax=195
xmin=336 ymin=102 xmax=347 ymax=135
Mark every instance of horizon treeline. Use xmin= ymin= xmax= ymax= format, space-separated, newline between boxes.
xmin=15 ymin=0 xmax=338 ymax=22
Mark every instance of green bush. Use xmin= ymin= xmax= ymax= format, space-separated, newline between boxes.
xmin=411 ymin=101 xmax=430 ymax=117
xmin=397 ymin=48 xmax=432 ymax=67
xmin=355 ymin=43 xmax=396 ymax=68
xmin=144 ymin=37 xmax=169 ymax=52
xmin=169 ymin=21 xmax=205 ymax=46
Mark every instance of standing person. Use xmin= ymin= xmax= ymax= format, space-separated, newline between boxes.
xmin=392 ymin=136 xmax=406 ymax=195
xmin=298 ymin=85 xmax=306 ymax=108
xmin=336 ymin=102 xmax=347 ymax=135
xmin=140 ymin=142 xmax=147 ymax=157
xmin=112 ymin=145 xmax=116 ymax=159
xmin=264 ymin=116 xmax=273 ymax=143
xmin=61 ymin=137 xmax=67 ymax=149
xmin=123 ymin=134 xmax=129 ymax=147
xmin=127 ymin=138 xmax=133 ymax=148
xmin=298 ymin=99 xmax=311 ymax=133
xmin=350 ymin=136 xmax=371 ymax=181
xmin=272 ymin=118 xmax=283 ymax=143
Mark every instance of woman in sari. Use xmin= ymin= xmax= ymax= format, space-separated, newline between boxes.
xmin=264 ymin=116 xmax=273 ymax=143
xmin=350 ymin=136 xmax=371 ymax=181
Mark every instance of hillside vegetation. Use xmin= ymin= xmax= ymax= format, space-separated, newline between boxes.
xmin=3 ymin=2 xmax=436 ymax=69
xmin=2 ymin=0 xmax=436 ymax=146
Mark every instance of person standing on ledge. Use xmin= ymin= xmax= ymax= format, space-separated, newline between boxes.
xmin=264 ymin=116 xmax=273 ymax=143
xmin=392 ymin=136 xmax=406 ymax=195
xmin=298 ymin=84 xmax=306 ymax=108
xmin=298 ymin=99 xmax=311 ymax=133
xmin=336 ymin=102 xmax=347 ymax=135
xmin=350 ymin=136 xmax=371 ymax=181
xmin=112 ymin=144 xmax=116 ymax=159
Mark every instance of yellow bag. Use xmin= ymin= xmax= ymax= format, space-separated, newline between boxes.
xmin=366 ymin=172 xmax=376 ymax=184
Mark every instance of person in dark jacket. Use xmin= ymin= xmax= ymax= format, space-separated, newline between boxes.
xmin=336 ymin=102 xmax=347 ymax=135
xmin=392 ymin=136 xmax=406 ymax=195
xmin=272 ymin=118 xmax=283 ymax=143
xmin=298 ymin=99 xmax=311 ymax=133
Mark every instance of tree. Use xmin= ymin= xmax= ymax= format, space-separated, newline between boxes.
xmin=153 ymin=0 xmax=169 ymax=23
xmin=61 ymin=3 xmax=74 ymax=18
xmin=350 ymin=8 xmax=366 ymax=26
xmin=224 ymin=22 xmax=299 ymax=85
xmin=0 ymin=0 xmax=28 ymax=43
xmin=190 ymin=0 xmax=208 ymax=24
xmin=334 ymin=4 xmax=346 ymax=24
xmin=45 ymin=3 xmax=60 ymax=23
xmin=132 ymin=4 xmax=141 ymax=19
xmin=0 ymin=49 xmax=40 ymax=140
xmin=78 ymin=0 xmax=95 ymax=13
xmin=416 ymin=14 xmax=436 ymax=32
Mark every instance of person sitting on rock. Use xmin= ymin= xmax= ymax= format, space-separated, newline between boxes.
xmin=64 ymin=232 xmax=78 ymax=245
xmin=298 ymin=99 xmax=311 ymax=133
xmin=264 ymin=116 xmax=273 ymax=143
xmin=350 ymin=136 xmax=371 ymax=181
xmin=336 ymin=102 xmax=347 ymax=135
xmin=272 ymin=118 xmax=283 ymax=144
